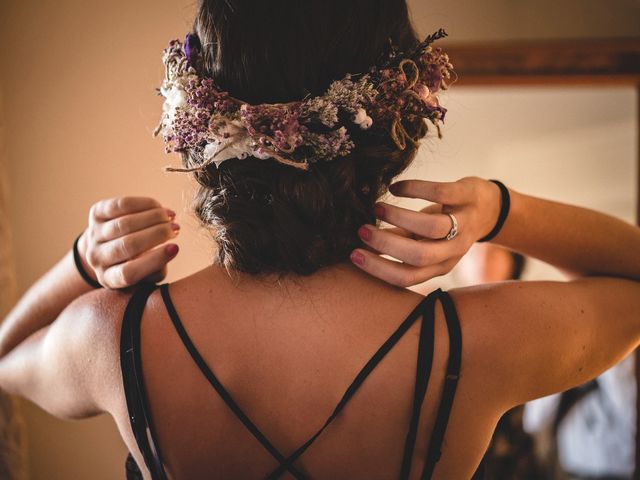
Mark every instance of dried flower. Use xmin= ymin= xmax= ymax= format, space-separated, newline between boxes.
xmin=155 ymin=30 xmax=453 ymax=172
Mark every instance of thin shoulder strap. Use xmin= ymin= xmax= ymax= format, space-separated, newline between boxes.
xmin=120 ymin=282 xmax=168 ymax=480
xmin=421 ymin=290 xmax=463 ymax=479
xmin=159 ymin=283 xmax=307 ymax=480
xmin=265 ymin=291 xmax=438 ymax=480
xmin=159 ymin=283 xmax=435 ymax=480
xmin=399 ymin=289 xmax=439 ymax=479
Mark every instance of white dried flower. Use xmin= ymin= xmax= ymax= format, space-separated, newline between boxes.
xmin=353 ymin=108 xmax=373 ymax=129
xmin=203 ymin=119 xmax=255 ymax=167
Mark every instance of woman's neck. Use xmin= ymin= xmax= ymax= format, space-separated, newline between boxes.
xmin=188 ymin=260 xmax=404 ymax=305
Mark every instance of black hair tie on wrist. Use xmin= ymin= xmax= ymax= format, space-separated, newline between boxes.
xmin=73 ymin=233 xmax=103 ymax=289
xmin=478 ymin=179 xmax=510 ymax=243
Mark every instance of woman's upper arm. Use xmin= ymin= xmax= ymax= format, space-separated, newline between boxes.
xmin=448 ymin=277 xmax=640 ymax=410
xmin=0 ymin=289 xmax=130 ymax=420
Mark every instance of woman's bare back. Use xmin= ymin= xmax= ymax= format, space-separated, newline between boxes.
xmin=104 ymin=263 xmax=505 ymax=479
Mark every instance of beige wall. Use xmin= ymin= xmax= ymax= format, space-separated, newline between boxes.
xmin=0 ymin=64 xmax=28 ymax=480
xmin=0 ymin=1 xmax=638 ymax=479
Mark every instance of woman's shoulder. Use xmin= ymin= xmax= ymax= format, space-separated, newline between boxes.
xmin=68 ymin=285 xmax=164 ymax=411
xmin=81 ymin=267 xmax=242 ymax=346
xmin=79 ymin=285 xmax=148 ymax=333
xmin=445 ymin=277 xmax=640 ymax=412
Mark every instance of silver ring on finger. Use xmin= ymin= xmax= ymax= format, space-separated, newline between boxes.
xmin=445 ymin=213 xmax=459 ymax=241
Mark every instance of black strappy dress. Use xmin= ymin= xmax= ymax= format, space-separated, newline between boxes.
xmin=121 ymin=282 xmax=485 ymax=479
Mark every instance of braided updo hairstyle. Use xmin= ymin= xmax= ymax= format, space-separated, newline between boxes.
xmin=184 ymin=0 xmax=428 ymax=277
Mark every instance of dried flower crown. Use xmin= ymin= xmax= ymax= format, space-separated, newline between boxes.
xmin=155 ymin=29 xmax=453 ymax=172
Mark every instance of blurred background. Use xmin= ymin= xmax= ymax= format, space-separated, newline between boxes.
xmin=0 ymin=0 xmax=638 ymax=478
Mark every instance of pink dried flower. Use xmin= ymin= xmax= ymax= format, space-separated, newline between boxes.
xmin=154 ymin=30 xmax=453 ymax=171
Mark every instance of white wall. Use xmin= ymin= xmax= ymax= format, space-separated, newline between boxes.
xmin=396 ymin=86 xmax=638 ymax=292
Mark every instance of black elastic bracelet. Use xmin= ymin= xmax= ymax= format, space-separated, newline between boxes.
xmin=478 ymin=179 xmax=510 ymax=243
xmin=73 ymin=233 xmax=103 ymax=289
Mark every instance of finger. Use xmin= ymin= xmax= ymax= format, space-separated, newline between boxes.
xmin=358 ymin=224 xmax=460 ymax=267
xmin=141 ymin=265 xmax=168 ymax=284
xmin=372 ymin=225 xmax=415 ymax=242
xmin=375 ymin=202 xmax=454 ymax=240
xmin=380 ymin=225 xmax=415 ymax=238
xmin=358 ymin=224 xmax=416 ymax=256
xmin=388 ymin=180 xmax=466 ymax=205
xmin=96 ymin=207 xmax=176 ymax=242
xmin=419 ymin=204 xmax=443 ymax=214
xmin=93 ymin=222 xmax=179 ymax=266
xmin=101 ymin=244 xmax=178 ymax=289
xmin=349 ymin=248 xmax=451 ymax=288
xmin=90 ymin=197 xmax=163 ymax=222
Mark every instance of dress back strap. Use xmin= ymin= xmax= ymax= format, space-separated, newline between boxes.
xmin=159 ymin=284 xmax=309 ymax=479
xmin=159 ymin=283 xmax=438 ymax=480
xmin=264 ymin=290 xmax=440 ymax=480
xmin=399 ymin=290 xmax=438 ymax=479
xmin=120 ymin=282 xmax=168 ymax=480
xmin=421 ymin=290 xmax=463 ymax=479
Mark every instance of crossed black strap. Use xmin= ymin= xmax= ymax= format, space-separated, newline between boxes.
xmin=122 ymin=283 xmax=465 ymax=480
xmin=160 ymin=284 xmax=441 ymax=479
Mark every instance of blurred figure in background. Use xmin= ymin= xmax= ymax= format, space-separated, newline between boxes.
xmin=524 ymin=355 xmax=636 ymax=480
xmin=460 ymin=242 xmax=526 ymax=285
xmin=463 ymin=243 xmax=637 ymax=480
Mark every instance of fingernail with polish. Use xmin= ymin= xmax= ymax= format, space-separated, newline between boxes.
xmin=166 ymin=244 xmax=179 ymax=257
xmin=358 ymin=225 xmax=371 ymax=241
xmin=166 ymin=209 xmax=176 ymax=218
xmin=374 ymin=204 xmax=385 ymax=218
xmin=171 ymin=223 xmax=180 ymax=233
xmin=350 ymin=250 xmax=365 ymax=266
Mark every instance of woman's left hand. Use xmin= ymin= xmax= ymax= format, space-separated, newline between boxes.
xmin=349 ymin=177 xmax=501 ymax=287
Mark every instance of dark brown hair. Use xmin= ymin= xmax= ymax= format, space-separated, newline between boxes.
xmin=186 ymin=0 xmax=427 ymax=277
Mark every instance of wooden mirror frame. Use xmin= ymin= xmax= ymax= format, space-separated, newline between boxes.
xmin=443 ymin=36 xmax=640 ymax=473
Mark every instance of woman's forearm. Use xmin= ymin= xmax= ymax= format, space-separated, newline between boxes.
xmin=493 ymin=188 xmax=640 ymax=280
xmin=0 ymin=233 xmax=94 ymax=357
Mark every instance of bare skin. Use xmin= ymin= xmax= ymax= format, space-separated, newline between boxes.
xmin=1 ymin=178 xmax=640 ymax=479
xmin=0 ymin=197 xmax=181 ymax=367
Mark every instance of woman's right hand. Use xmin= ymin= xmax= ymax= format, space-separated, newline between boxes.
xmin=77 ymin=197 xmax=180 ymax=289
xmin=350 ymin=177 xmax=502 ymax=287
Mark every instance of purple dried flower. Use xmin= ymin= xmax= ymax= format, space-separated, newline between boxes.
xmin=184 ymin=33 xmax=201 ymax=65
xmin=156 ymin=30 xmax=452 ymax=170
